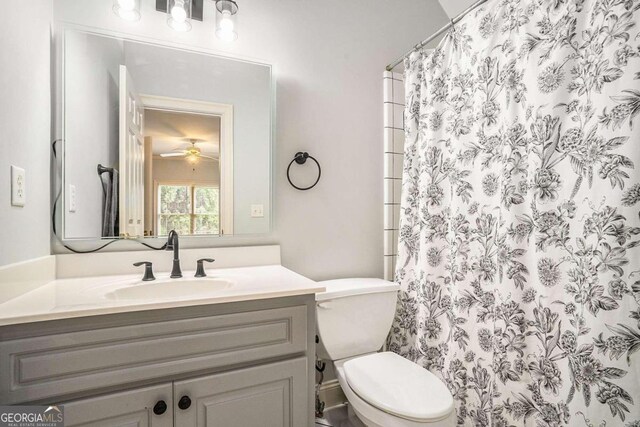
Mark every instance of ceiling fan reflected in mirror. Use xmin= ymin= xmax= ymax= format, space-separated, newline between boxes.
xmin=159 ymin=139 xmax=218 ymax=164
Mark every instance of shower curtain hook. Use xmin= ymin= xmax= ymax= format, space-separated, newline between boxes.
xmin=450 ymin=18 xmax=455 ymax=28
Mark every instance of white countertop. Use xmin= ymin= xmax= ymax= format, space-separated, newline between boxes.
xmin=0 ymin=265 xmax=324 ymax=326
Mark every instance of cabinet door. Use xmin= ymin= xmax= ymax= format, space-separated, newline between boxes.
xmin=62 ymin=383 xmax=173 ymax=427
xmin=174 ymin=358 xmax=308 ymax=427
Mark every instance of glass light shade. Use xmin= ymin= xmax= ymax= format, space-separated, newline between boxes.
xmin=215 ymin=0 xmax=238 ymax=42
xmin=113 ymin=0 xmax=140 ymax=21
xmin=167 ymin=0 xmax=192 ymax=32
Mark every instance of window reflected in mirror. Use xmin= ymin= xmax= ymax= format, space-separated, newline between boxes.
xmin=157 ymin=185 xmax=220 ymax=236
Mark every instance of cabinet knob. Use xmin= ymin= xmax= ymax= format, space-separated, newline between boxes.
xmin=178 ymin=395 xmax=192 ymax=410
xmin=153 ymin=400 xmax=167 ymax=415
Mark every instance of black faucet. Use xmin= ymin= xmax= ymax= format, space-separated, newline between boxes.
xmin=133 ymin=262 xmax=156 ymax=281
xmin=166 ymin=230 xmax=182 ymax=278
xmin=195 ymin=258 xmax=215 ymax=278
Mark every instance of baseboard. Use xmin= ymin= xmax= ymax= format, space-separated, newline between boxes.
xmin=319 ymin=379 xmax=347 ymax=409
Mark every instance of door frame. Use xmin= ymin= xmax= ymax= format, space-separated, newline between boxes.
xmin=140 ymin=94 xmax=234 ymax=235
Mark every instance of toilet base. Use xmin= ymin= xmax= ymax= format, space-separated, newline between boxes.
xmin=346 ymin=404 xmax=366 ymax=426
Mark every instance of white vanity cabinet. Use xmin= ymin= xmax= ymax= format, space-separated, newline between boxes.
xmin=0 ymin=296 xmax=315 ymax=427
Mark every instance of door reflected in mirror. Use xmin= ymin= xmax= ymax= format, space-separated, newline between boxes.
xmin=60 ymin=29 xmax=271 ymax=240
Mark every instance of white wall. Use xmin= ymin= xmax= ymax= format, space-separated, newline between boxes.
xmin=152 ymin=157 xmax=219 ymax=186
xmin=438 ymin=0 xmax=476 ymax=17
xmin=53 ymin=0 xmax=449 ymax=280
xmin=0 ymin=0 xmax=53 ymax=267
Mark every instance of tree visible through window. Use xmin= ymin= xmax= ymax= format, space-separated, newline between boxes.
xmin=157 ymin=184 xmax=219 ymax=235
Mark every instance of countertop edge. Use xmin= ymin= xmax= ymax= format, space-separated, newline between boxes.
xmin=0 ymin=286 xmax=325 ymax=327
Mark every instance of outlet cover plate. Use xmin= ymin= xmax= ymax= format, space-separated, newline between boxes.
xmin=69 ymin=184 xmax=77 ymax=212
xmin=11 ymin=165 xmax=25 ymax=207
xmin=250 ymin=204 xmax=264 ymax=218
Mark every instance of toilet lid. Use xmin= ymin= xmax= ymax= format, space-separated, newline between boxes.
xmin=343 ymin=352 xmax=454 ymax=422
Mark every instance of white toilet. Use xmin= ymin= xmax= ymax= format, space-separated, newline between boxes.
xmin=316 ymin=278 xmax=455 ymax=427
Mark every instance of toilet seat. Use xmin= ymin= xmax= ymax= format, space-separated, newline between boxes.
xmin=335 ymin=353 xmax=455 ymax=427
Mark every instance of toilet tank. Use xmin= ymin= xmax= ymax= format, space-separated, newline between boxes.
xmin=316 ymin=278 xmax=400 ymax=361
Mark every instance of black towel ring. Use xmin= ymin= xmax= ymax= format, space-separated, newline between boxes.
xmin=287 ymin=152 xmax=321 ymax=191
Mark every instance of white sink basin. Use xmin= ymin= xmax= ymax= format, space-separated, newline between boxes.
xmin=104 ymin=278 xmax=233 ymax=301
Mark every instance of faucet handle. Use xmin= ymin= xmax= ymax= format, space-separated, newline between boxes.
xmin=195 ymin=258 xmax=215 ymax=278
xmin=133 ymin=262 xmax=156 ymax=281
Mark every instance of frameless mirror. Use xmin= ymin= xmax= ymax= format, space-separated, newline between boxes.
xmin=59 ymin=29 xmax=272 ymax=239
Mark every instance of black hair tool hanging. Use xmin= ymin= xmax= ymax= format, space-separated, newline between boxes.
xmin=286 ymin=152 xmax=321 ymax=191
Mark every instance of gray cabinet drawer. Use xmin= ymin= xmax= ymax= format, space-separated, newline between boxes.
xmin=0 ymin=305 xmax=307 ymax=404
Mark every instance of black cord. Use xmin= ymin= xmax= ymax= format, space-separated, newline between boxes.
xmin=287 ymin=152 xmax=321 ymax=191
xmin=51 ymin=139 xmax=167 ymax=254
xmin=315 ymin=355 xmax=327 ymax=419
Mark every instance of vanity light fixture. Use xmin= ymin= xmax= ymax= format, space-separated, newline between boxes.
xmin=167 ymin=0 xmax=192 ymax=32
xmin=214 ymin=0 xmax=238 ymax=42
xmin=115 ymin=0 xmax=231 ymax=38
xmin=113 ymin=0 xmax=141 ymax=21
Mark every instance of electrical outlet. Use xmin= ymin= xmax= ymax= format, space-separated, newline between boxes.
xmin=69 ymin=184 xmax=77 ymax=212
xmin=10 ymin=166 xmax=25 ymax=207
xmin=250 ymin=204 xmax=264 ymax=218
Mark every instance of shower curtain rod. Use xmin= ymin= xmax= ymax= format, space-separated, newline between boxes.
xmin=385 ymin=0 xmax=488 ymax=71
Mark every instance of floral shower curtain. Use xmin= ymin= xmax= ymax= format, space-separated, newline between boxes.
xmin=388 ymin=0 xmax=640 ymax=425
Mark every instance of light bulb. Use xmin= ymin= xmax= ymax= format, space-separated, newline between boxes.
xmin=216 ymin=10 xmax=238 ymax=42
xmin=167 ymin=0 xmax=191 ymax=31
xmin=118 ymin=0 xmax=135 ymax=11
xmin=171 ymin=1 xmax=187 ymax=23
xmin=113 ymin=0 xmax=140 ymax=21
xmin=219 ymin=12 xmax=234 ymax=31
